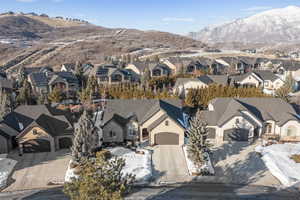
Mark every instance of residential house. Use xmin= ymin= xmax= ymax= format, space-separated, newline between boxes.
xmin=275 ymin=61 xmax=300 ymax=90
xmin=28 ymin=71 xmax=79 ymax=96
xmin=48 ymin=72 xmax=79 ymax=94
xmin=28 ymin=72 xmax=49 ymax=95
xmin=173 ymin=75 xmax=229 ymax=98
xmin=202 ymin=97 xmax=300 ymax=144
xmin=162 ymin=57 xmax=193 ymax=74
xmin=101 ymin=99 xmax=186 ymax=146
xmin=150 ymin=63 xmax=172 ymax=77
xmin=1 ymin=105 xmax=74 ymax=153
xmin=92 ymin=65 xmax=133 ymax=85
xmin=231 ymin=70 xmax=284 ymax=93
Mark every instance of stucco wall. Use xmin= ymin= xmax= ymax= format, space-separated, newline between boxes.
xmin=174 ymin=81 xmax=208 ymax=96
xmin=280 ymin=120 xmax=300 ymax=137
xmin=239 ymin=75 xmax=261 ymax=87
xmin=150 ymin=117 xmax=185 ymax=146
xmin=18 ymin=126 xmax=55 ymax=152
xmin=103 ymin=120 xmax=124 ymax=143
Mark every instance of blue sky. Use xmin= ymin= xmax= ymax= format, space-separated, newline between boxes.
xmin=1 ymin=0 xmax=299 ymax=34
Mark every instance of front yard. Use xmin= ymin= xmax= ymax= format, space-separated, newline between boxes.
xmin=256 ymin=143 xmax=300 ymax=187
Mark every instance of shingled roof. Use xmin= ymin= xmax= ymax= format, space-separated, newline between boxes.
xmin=3 ymin=105 xmax=73 ymax=137
xmin=102 ymin=99 xmax=184 ymax=128
xmin=202 ymin=98 xmax=299 ymax=127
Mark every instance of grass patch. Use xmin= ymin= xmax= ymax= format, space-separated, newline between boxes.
xmin=291 ymin=154 xmax=300 ymax=163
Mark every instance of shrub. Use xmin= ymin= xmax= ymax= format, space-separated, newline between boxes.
xmin=291 ymin=154 xmax=300 ymax=163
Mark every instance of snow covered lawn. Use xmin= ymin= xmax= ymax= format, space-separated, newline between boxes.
xmin=65 ymin=147 xmax=152 ymax=184
xmin=109 ymin=147 xmax=152 ymax=184
xmin=0 ymin=158 xmax=17 ymax=189
xmin=256 ymin=143 xmax=300 ymax=187
xmin=183 ymin=146 xmax=214 ymax=176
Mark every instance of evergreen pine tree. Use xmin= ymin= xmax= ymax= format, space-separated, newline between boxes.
xmin=186 ymin=110 xmax=210 ymax=168
xmin=71 ymin=110 xmax=100 ymax=163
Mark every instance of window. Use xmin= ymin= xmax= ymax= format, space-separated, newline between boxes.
xmin=128 ymin=125 xmax=136 ymax=136
xmin=111 ymin=74 xmax=122 ymax=82
xmin=287 ymin=126 xmax=297 ymax=137
xmin=109 ymin=131 xmax=116 ymax=138
xmin=265 ymin=123 xmax=272 ymax=133
xmin=264 ymin=81 xmax=269 ymax=87
xmin=165 ymin=120 xmax=169 ymax=126
xmin=33 ymin=129 xmax=38 ymax=135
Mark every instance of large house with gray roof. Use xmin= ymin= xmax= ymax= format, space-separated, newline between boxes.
xmin=202 ymin=98 xmax=300 ymax=144
xmin=0 ymin=105 xmax=74 ymax=153
xmin=101 ymin=99 xmax=187 ymax=146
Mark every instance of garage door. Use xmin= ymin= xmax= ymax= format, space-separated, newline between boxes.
xmin=224 ymin=128 xmax=249 ymax=141
xmin=23 ymin=139 xmax=51 ymax=153
xmin=155 ymin=132 xmax=179 ymax=145
xmin=59 ymin=137 xmax=73 ymax=149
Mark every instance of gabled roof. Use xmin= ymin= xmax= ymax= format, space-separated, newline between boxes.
xmin=3 ymin=105 xmax=73 ymax=137
xmin=0 ymin=122 xmax=19 ymax=138
xmin=102 ymin=99 xmax=184 ymax=128
xmin=253 ymin=70 xmax=280 ymax=81
xmin=198 ymin=75 xmax=229 ymax=85
xmin=29 ymin=72 xmax=48 ymax=87
xmin=203 ymin=98 xmax=299 ymax=127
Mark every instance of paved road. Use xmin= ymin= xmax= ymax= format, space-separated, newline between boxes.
xmin=1 ymin=183 xmax=299 ymax=200
xmin=152 ymin=145 xmax=190 ymax=183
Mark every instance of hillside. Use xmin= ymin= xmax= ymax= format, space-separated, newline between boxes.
xmin=0 ymin=13 xmax=207 ymax=71
xmin=191 ymin=6 xmax=300 ymax=47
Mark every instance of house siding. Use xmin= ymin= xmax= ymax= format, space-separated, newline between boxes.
xmin=0 ymin=135 xmax=8 ymax=154
xmin=103 ymin=120 xmax=125 ymax=143
xmin=18 ymin=126 xmax=55 ymax=152
xmin=150 ymin=117 xmax=185 ymax=146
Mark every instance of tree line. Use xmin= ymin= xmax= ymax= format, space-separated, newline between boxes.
xmin=185 ymin=84 xmax=269 ymax=108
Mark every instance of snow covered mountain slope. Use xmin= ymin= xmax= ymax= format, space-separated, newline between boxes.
xmin=192 ymin=6 xmax=300 ymax=44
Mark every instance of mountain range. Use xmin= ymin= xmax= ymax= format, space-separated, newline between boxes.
xmin=190 ymin=6 xmax=300 ymax=48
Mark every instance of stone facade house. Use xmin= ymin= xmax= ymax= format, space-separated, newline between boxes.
xmin=101 ymin=99 xmax=187 ymax=146
xmin=202 ymin=98 xmax=300 ymax=144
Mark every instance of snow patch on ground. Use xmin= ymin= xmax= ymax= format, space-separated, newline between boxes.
xmin=110 ymin=147 xmax=152 ymax=184
xmin=255 ymin=143 xmax=300 ymax=187
xmin=64 ymin=160 xmax=79 ymax=183
xmin=0 ymin=158 xmax=17 ymax=189
xmin=65 ymin=147 xmax=152 ymax=184
xmin=183 ymin=146 xmax=214 ymax=175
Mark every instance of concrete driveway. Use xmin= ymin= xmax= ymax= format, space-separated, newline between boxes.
xmin=195 ymin=141 xmax=280 ymax=187
xmin=3 ymin=149 xmax=71 ymax=192
xmin=152 ymin=145 xmax=190 ymax=183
